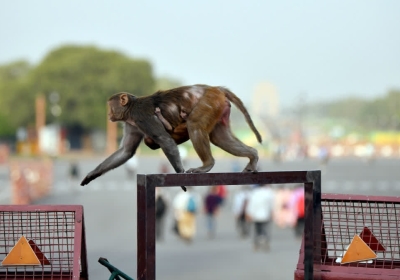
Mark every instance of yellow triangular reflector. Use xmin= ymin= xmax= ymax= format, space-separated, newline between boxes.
xmin=1 ymin=236 xmax=40 ymax=266
xmin=341 ymin=235 xmax=377 ymax=264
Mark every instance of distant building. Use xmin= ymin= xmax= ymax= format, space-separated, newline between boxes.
xmin=252 ymin=82 xmax=280 ymax=118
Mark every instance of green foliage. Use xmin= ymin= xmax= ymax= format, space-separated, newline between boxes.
xmin=0 ymin=60 xmax=31 ymax=81
xmin=155 ymin=76 xmax=182 ymax=91
xmin=0 ymin=45 xmax=156 ymax=133
xmin=311 ymin=89 xmax=400 ymax=131
xmin=27 ymin=45 xmax=155 ymax=129
xmin=0 ymin=60 xmax=33 ymax=130
xmin=0 ymin=113 xmax=14 ymax=137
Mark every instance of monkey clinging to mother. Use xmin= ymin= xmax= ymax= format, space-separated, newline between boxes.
xmin=80 ymin=84 xmax=262 ymax=190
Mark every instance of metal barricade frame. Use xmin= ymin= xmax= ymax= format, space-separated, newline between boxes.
xmin=136 ymin=170 xmax=321 ymax=280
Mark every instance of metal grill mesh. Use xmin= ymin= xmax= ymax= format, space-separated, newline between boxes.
xmin=0 ymin=210 xmax=77 ymax=279
xmin=320 ymin=197 xmax=400 ymax=269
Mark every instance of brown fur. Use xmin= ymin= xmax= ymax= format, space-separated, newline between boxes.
xmin=81 ymin=84 xmax=262 ymax=188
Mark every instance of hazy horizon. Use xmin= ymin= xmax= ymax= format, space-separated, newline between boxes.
xmin=1 ymin=1 xmax=399 ymax=108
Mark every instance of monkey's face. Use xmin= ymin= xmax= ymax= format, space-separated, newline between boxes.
xmin=107 ymin=99 xmax=125 ymax=122
xmin=107 ymin=93 xmax=131 ymax=122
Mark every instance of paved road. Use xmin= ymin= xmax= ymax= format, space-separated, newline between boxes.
xmin=0 ymin=156 xmax=399 ymax=279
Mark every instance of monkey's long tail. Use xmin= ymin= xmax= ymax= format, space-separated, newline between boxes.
xmin=221 ymin=87 xmax=262 ymax=143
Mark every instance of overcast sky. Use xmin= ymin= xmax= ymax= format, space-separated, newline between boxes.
xmin=1 ymin=1 xmax=399 ymax=107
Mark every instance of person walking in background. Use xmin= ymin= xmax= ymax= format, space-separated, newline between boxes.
xmin=69 ymin=161 xmax=80 ymax=180
xmin=204 ymin=186 xmax=222 ymax=238
xmin=159 ymin=161 xmax=170 ymax=173
xmin=290 ymin=185 xmax=305 ymax=239
xmin=155 ymin=187 xmax=168 ymax=242
xmin=125 ymin=156 xmax=138 ymax=179
xmin=246 ymin=184 xmax=275 ymax=251
xmin=172 ymin=187 xmax=199 ymax=243
xmin=274 ymin=186 xmax=296 ymax=228
xmin=68 ymin=161 xmax=80 ymax=190
xmin=232 ymin=185 xmax=251 ymax=238
xmin=215 ymin=185 xmax=227 ymax=206
xmin=319 ymin=145 xmax=330 ymax=165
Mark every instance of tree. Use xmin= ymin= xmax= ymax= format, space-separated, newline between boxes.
xmin=384 ymin=89 xmax=400 ymax=130
xmin=27 ymin=45 xmax=155 ymax=129
xmin=307 ymin=88 xmax=400 ymax=132
xmin=0 ymin=60 xmax=32 ymax=131
xmin=0 ymin=60 xmax=31 ymax=81
xmin=0 ymin=45 xmax=156 ymax=132
xmin=155 ymin=76 xmax=181 ymax=91
xmin=0 ymin=113 xmax=14 ymax=137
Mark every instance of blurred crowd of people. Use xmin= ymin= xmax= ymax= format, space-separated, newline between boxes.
xmin=154 ymin=183 xmax=305 ymax=251
xmin=232 ymin=184 xmax=305 ymax=251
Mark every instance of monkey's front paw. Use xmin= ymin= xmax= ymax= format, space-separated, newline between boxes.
xmin=80 ymin=172 xmax=99 ymax=186
xmin=80 ymin=176 xmax=92 ymax=186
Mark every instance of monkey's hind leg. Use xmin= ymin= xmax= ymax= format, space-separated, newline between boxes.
xmin=184 ymin=88 xmax=226 ymax=173
xmin=210 ymin=123 xmax=259 ymax=172
xmin=185 ymin=127 xmax=215 ymax=173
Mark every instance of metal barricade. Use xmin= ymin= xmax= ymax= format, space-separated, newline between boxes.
xmin=295 ymin=194 xmax=400 ymax=280
xmin=0 ymin=205 xmax=88 ymax=279
xmin=136 ymin=171 xmax=321 ymax=280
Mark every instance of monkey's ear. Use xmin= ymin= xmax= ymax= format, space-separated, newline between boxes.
xmin=120 ymin=94 xmax=129 ymax=106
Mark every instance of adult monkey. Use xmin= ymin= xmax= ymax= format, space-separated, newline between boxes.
xmin=80 ymin=84 xmax=262 ymax=190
